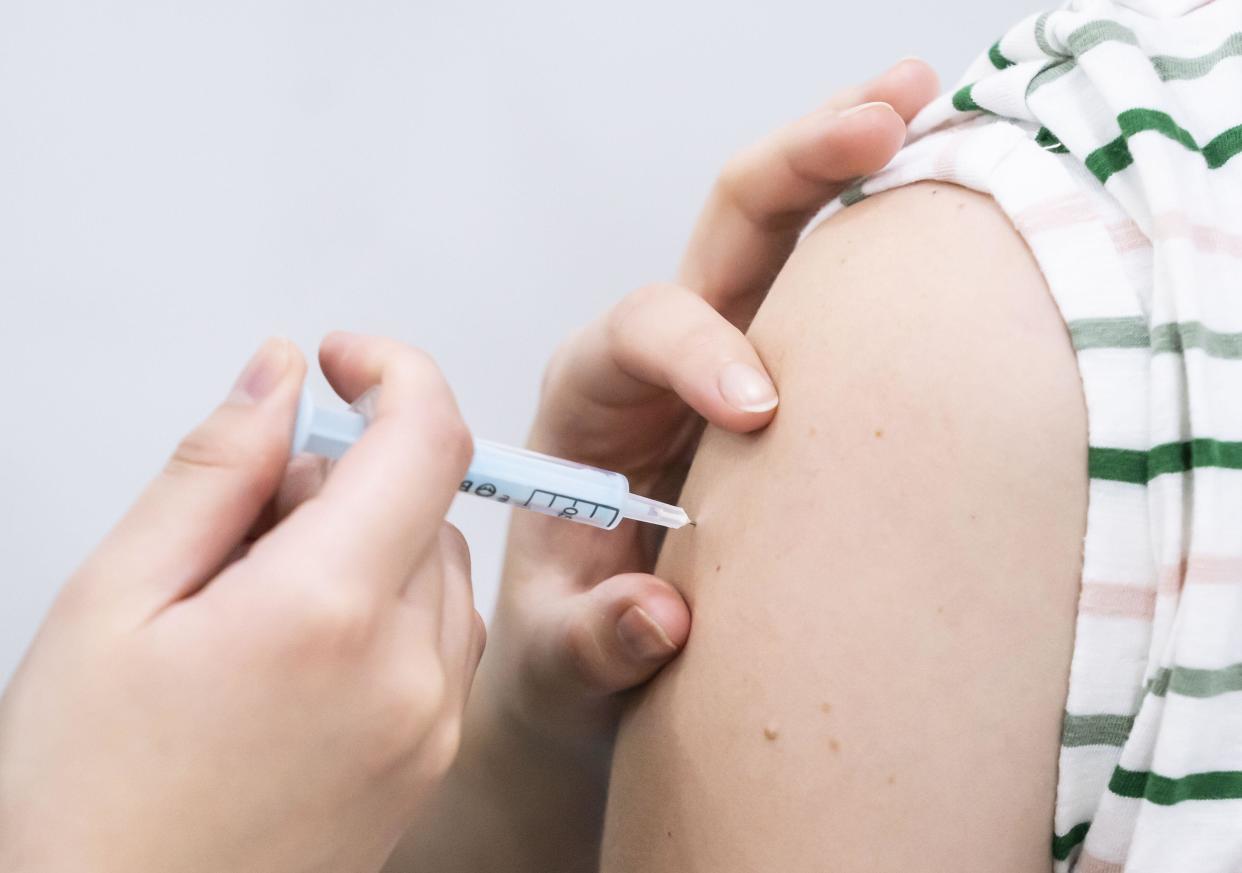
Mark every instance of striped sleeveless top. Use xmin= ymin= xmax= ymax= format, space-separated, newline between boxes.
xmin=820 ymin=2 xmax=1242 ymax=870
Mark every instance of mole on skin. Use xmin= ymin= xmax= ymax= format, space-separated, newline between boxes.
xmin=763 ymin=724 xmax=780 ymax=741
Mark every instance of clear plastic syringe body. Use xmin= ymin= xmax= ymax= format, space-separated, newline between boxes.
xmin=290 ymin=385 xmax=689 ymax=531
xmin=462 ymin=440 xmax=629 ymax=528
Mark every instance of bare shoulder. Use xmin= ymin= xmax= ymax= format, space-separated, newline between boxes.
xmin=602 ymin=182 xmax=1087 ymax=872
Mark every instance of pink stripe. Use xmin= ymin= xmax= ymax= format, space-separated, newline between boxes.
xmin=1157 ymin=556 xmax=1242 ymax=596
xmin=1079 ymin=581 xmax=1157 ymax=620
xmin=1105 ymin=219 xmax=1149 ymax=253
xmin=931 ymin=131 xmax=967 ymax=181
xmin=1013 ymin=192 xmax=1097 ymax=235
xmin=1011 ymin=194 xmax=1151 ymax=257
xmin=1078 ymin=558 xmax=1242 ymax=613
xmin=1076 ymin=850 xmax=1125 ymax=873
xmin=1151 ymin=211 xmax=1242 ymax=258
xmin=1012 ymin=205 xmax=1239 ymax=256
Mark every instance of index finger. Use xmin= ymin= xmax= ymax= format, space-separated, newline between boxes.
xmin=262 ymin=332 xmax=473 ymax=590
xmin=678 ymin=58 xmax=939 ymax=320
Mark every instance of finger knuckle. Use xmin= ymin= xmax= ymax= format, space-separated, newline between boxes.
xmin=424 ymin=717 xmax=465 ymax=776
xmin=388 ymin=346 xmax=454 ymax=405
xmin=539 ymin=329 xmax=585 ymax=396
xmin=716 ymin=149 xmax=756 ymax=204
xmin=166 ymin=417 xmax=286 ymax=495
xmin=292 ymin=584 xmax=375 ymax=654
xmin=368 ymin=660 xmax=449 ymax=769
xmin=397 ymin=345 xmax=439 ymax=378
xmin=439 ymin=520 xmax=469 ymax=556
xmin=606 ymin=283 xmax=677 ymax=348
xmin=439 ymin=523 xmax=473 ymax=577
xmin=429 ymin=411 xmax=473 ymax=472
xmin=168 ymin=424 xmax=246 ymax=477
xmin=472 ymin=611 xmax=488 ymax=653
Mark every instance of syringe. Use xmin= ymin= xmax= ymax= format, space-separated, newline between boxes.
xmin=291 ymin=385 xmax=691 ymax=531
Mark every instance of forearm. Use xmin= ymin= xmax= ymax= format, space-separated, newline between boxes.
xmin=385 ymin=627 xmax=611 ymax=873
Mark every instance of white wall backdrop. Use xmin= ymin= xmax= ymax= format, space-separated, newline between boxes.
xmin=0 ymin=0 xmax=1038 ymax=681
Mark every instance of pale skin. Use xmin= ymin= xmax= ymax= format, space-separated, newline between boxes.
xmin=601 ymin=183 xmax=1088 ymax=871
xmin=0 ymin=59 xmax=954 ymax=873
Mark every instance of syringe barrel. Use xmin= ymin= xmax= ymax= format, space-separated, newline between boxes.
xmin=463 ymin=440 xmax=629 ymax=530
xmin=292 ymin=386 xmax=631 ymax=530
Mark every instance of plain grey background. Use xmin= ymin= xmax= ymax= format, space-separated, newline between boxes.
xmin=0 ymin=0 xmax=1037 ymax=683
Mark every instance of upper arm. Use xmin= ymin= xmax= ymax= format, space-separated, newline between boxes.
xmin=601 ymin=183 xmax=1087 ymax=872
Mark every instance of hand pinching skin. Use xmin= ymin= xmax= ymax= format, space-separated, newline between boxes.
xmin=389 ymin=58 xmax=940 ymax=873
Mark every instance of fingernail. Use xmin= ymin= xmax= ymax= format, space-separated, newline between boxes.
xmin=718 ymin=361 xmax=778 ymax=413
xmin=617 ymin=605 xmax=678 ymax=662
xmin=228 ymin=338 xmax=291 ymax=405
xmin=839 ymin=100 xmax=892 ymax=119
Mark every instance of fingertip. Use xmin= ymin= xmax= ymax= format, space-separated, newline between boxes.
xmin=632 ymin=584 xmax=690 ymax=650
xmin=726 ymin=404 xmax=779 ymax=433
xmin=795 ymin=100 xmax=907 ymax=183
xmin=894 ymin=56 xmax=940 ymax=91
xmin=555 ymin=574 xmax=691 ymax=694
xmin=832 ymin=99 xmax=907 ymax=141
xmin=706 ymin=361 xmax=778 ymax=433
xmin=868 ymin=57 xmax=941 ymax=122
xmin=317 ymin=330 xmax=357 ymax=373
xmin=283 ymin=342 xmax=309 ymax=401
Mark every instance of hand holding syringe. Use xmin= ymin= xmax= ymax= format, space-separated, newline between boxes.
xmin=293 ymin=384 xmax=691 ymax=531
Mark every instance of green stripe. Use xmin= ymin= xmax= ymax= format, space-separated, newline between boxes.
xmin=1110 ymin=766 xmax=1242 ymax=805
xmin=1085 ymin=135 xmax=1135 ymax=183
xmin=1085 ymin=109 xmax=1242 ymax=183
xmin=1154 ymin=321 xmax=1242 ymax=358
xmin=1150 ymin=439 xmax=1242 ymax=478
xmin=1153 ymin=32 xmax=1242 ymax=81
xmin=1088 ymin=446 xmax=1148 ymax=485
xmin=951 ymin=83 xmax=983 ymax=113
xmin=1033 ymin=11 xmax=1055 ymax=57
xmin=1068 ymin=316 xmax=1149 ymax=351
xmin=1119 ymin=108 xmax=1199 ymax=151
xmin=1066 ymin=22 xmax=1242 ymax=82
xmin=839 ymin=181 xmax=868 ymax=207
xmin=1035 ymin=126 xmax=1069 ymax=154
xmin=1149 ymin=662 xmax=1242 ymax=698
xmin=1028 ymin=59 xmax=1076 ymax=95
xmin=1204 ymin=124 xmax=1242 ymax=169
xmin=1062 ymin=712 xmax=1135 ymax=747
xmin=1027 ymin=27 xmax=1242 ymax=96
xmin=1066 ymin=19 xmax=1139 ymax=55
xmin=1067 ymin=317 xmax=1242 ymax=359
xmin=1089 ymin=439 xmax=1242 ymax=484
xmin=1053 ymin=821 xmax=1090 ymax=860
xmin=988 ymin=40 xmax=1015 ymax=70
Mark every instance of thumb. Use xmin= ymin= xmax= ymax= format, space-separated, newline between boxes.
xmin=558 ymin=573 xmax=691 ymax=696
xmin=70 ymin=338 xmax=306 ymax=621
